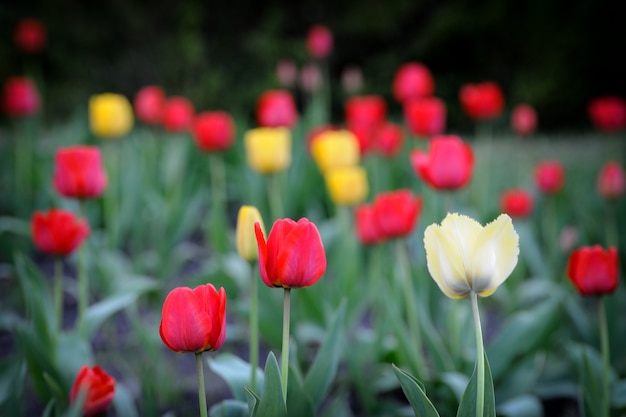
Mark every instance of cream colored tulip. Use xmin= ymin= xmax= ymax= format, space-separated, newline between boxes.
xmin=325 ymin=166 xmax=368 ymax=206
xmin=89 ymin=93 xmax=134 ymax=139
xmin=236 ymin=205 xmax=265 ymax=262
xmin=310 ymin=130 xmax=360 ymax=173
xmin=424 ymin=213 xmax=519 ymax=299
xmin=244 ymin=127 xmax=291 ymax=174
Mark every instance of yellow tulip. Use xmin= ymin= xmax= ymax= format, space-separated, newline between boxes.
xmin=236 ymin=205 xmax=265 ymax=262
xmin=89 ymin=93 xmax=134 ymax=139
xmin=325 ymin=166 xmax=368 ymax=206
xmin=244 ymin=127 xmax=291 ymax=174
xmin=311 ymin=130 xmax=360 ymax=173
xmin=423 ymin=213 xmax=519 ymax=299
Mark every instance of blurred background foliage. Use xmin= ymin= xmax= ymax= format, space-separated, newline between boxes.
xmin=1 ymin=0 xmax=624 ymax=131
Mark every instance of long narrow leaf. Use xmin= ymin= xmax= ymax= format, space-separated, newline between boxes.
xmin=392 ymin=364 xmax=440 ymax=417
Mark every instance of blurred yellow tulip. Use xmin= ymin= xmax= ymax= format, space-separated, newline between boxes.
xmin=424 ymin=213 xmax=519 ymax=299
xmin=311 ymin=130 xmax=360 ymax=173
xmin=89 ymin=93 xmax=134 ymax=139
xmin=236 ymin=205 xmax=265 ymax=262
xmin=325 ymin=166 xmax=368 ymax=206
xmin=244 ymin=127 xmax=291 ymax=174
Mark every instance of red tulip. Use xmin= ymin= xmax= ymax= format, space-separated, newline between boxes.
xmin=355 ymin=204 xmax=385 ymax=245
xmin=256 ymin=90 xmax=298 ymax=128
xmin=410 ymin=135 xmax=474 ymax=190
xmin=597 ymin=161 xmax=625 ymax=200
xmin=160 ymin=284 xmax=227 ymax=353
xmin=511 ymin=104 xmax=537 ymax=136
xmin=346 ymin=123 xmax=375 ymax=155
xmin=14 ymin=18 xmax=46 ymax=53
xmin=306 ymin=25 xmax=333 ymax=59
xmin=31 ymin=209 xmax=89 ymax=256
xmin=373 ymin=122 xmax=404 ymax=157
xmin=459 ymin=81 xmax=504 ymax=121
xmin=161 ymin=96 xmax=195 ymax=132
xmin=2 ymin=76 xmax=41 ymax=118
xmin=372 ymin=189 xmax=422 ymax=239
xmin=588 ymin=96 xmax=626 ymax=132
xmin=500 ymin=189 xmax=534 ymax=219
xmin=567 ymin=246 xmax=619 ymax=296
xmin=403 ymin=97 xmax=446 ymax=137
xmin=53 ymin=146 xmax=108 ymax=199
xmin=345 ymin=95 xmax=387 ymax=154
xmin=535 ymin=161 xmax=564 ymax=194
xmin=392 ymin=63 xmax=435 ymax=104
xmin=192 ymin=111 xmax=236 ymax=152
xmin=69 ymin=365 xmax=115 ymax=417
xmin=255 ymin=218 xmax=326 ymax=288
xmin=133 ymin=86 xmax=165 ymax=125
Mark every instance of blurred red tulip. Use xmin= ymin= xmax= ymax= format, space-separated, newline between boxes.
xmin=69 ymin=365 xmax=115 ymax=417
xmin=341 ymin=65 xmax=363 ymax=95
xmin=392 ymin=63 xmax=435 ymax=104
xmin=373 ymin=122 xmax=404 ymax=157
xmin=192 ymin=111 xmax=236 ymax=152
xmin=31 ymin=209 xmax=89 ymax=256
xmin=511 ymin=104 xmax=537 ymax=136
xmin=134 ymin=86 xmax=165 ymax=125
xmin=306 ymin=25 xmax=333 ymax=59
xmin=567 ymin=246 xmax=619 ymax=296
xmin=255 ymin=218 xmax=326 ymax=288
xmin=403 ymin=97 xmax=446 ymax=137
xmin=160 ymin=284 xmax=227 ymax=353
xmin=597 ymin=161 xmax=625 ymax=200
xmin=161 ymin=96 xmax=195 ymax=132
xmin=345 ymin=95 xmax=387 ymax=128
xmin=256 ymin=90 xmax=298 ymax=128
xmin=276 ymin=59 xmax=297 ymax=88
xmin=2 ymin=76 xmax=41 ymax=118
xmin=588 ymin=96 xmax=626 ymax=132
xmin=14 ymin=18 xmax=46 ymax=53
xmin=500 ymin=189 xmax=534 ymax=219
xmin=535 ymin=161 xmax=564 ymax=194
xmin=459 ymin=81 xmax=504 ymax=121
xmin=53 ymin=146 xmax=107 ymax=199
xmin=410 ymin=135 xmax=474 ymax=190
xmin=372 ymin=189 xmax=422 ymax=239
xmin=355 ymin=204 xmax=385 ymax=245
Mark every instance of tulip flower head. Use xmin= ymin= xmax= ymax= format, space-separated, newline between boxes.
xmin=597 ymin=161 xmax=625 ymax=200
xmin=373 ymin=122 xmax=404 ymax=157
xmin=354 ymin=204 xmax=385 ymax=245
xmin=160 ymin=284 xmax=227 ymax=353
xmin=89 ymin=93 xmax=134 ymax=139
xmin=511 ymin=104 xmax=537 ymax=136
xmin=392 ymin=62 xmax=435 ymax=104
xmin=244 ymin=127 xmax=291 ymax=174
xmin=306 ymin=25 xmax=333 ymax=59
xmin=410 ymin=135 xmax=474 ymax=190
xmin=161 ymin=96 xmax=195 ymax=133
xmin=255 ymin=218 xmax=326 ymax=288
xmin=424 ymin=213 xmax=519 ymax=299
xmin=192 ymin=111 xmax=236 ymax=152
xmin=31 ymin=209 xmax=90 ymax=256
xmin=2 ymin=76 xmax=41 ymax=118
xmin=345 ymin=95 xmax=387 ymax=130
xmin=325 ymin=166 xmax=369 ymax=206
xmin=588 ymin=96 xmax=626 ymax=132
xmin=14 ymin=18 xmax=46 ymax=53
xmin=535 ymin=161 xmax=565 ymax=194
xmin=53 ymin=146 xmax=108 ymax=199
xmin=500 ymin=189 xmax=534 ymax=219
xmin=236 ymin=205 xmax=265 ymax=262
xmin=459 ymin=81 xmax=505 ymax=121
xmin=372 ymin=189 xmax=422 ymax=239
xmin=256 ymin=90 xmax=298 ymax=128
xmin=341 ymin=65 xmax=363 ymax=95
xmin=69 ymin=365 xmax=115 ymax=417
xmin=310 ymin=129 xmax=360 ymax=173
xmin=403 ymin=97 xmax=446 ymax=138
xmin=134 ymin=85 xmax=165 ymax=125
xmin=567 ymin=246 xmax=619 ymax=296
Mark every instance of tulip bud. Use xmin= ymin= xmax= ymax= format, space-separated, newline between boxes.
xmin=597 ymin=161 xmax=625 ymax=200
xmin=325 ymin=166 xmax=368 ymax=206
xmin=2 ymin=76 xmax=41 ymax=118
xmin=134 ymin=85 xmax=165 ymax=125
xmin=53 ymin=146 xmax=108 ymax=199
xmin=500 ymin=189 xmax=534 ymax=219
xmin=310 ymin=129 xmax=360 ymax=173
xmin=459 ymin=81 xmax=504 ymax=121
xmin=244 ymin=127 xmax=291 ymax=174
xmin=31 ymin=209 xmax=90 ymax=256
xmin=14 ymin=18 xmax=46 ymax=54
xmin=236 ymin=206 xmax=265 ymax=262
xmin=306 ymin=25 xmax=333 ymax=59
xmin=89 ymin=93 xmax=134 ymax=139
xmin=535 ymin=161 xmax=565 ymax=194
xmin=392 ymin=62 xmax=435 ymax=104
xmin=161 ymin=96 xmax=195 ymax=133
xmin=567 ymin=246 xmax=618 ymax=296
xmin=511 ymin=104 xmax=537 ymax=136
xmin=588 ymin=96 xmax=626 ymax=132
xmin=410 ymin=135 xmax=474 ymax=190
xmin=69 ymin=365 xmax=115 ymax=417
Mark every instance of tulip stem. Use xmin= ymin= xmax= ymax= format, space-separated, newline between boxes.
xmin=77 ymin=200 xmax=88 ymax=334
xmin=281 ymin=288 xmax=291 ymax=401
xmin=249 ymin=261 xmax=259 ymax=392
xmin=598 ymin=297 xmax=610 ymax=417
xmin=470 ymin=291 xmax=485 ymax=417
xmin=104 ymin=142 xmax=120 ymax=249
xmin=268 ymin=173 xmax=284 ymax=221
xmin=195 ymin=352 xmax=208 ymax=417
xmin=396 ymin=239 xmax=428 ymax=381
xmin=208 ymin=154 xmax=228 ymax=253
xmin=53 ymin=258 xmax=64 ymax=333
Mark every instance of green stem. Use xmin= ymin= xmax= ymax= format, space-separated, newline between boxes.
xmin=195 ymin=352 xmax=208 ymax=417
xmin=53 ymin=258 xmax=64 ymax=333
xmin=104 ymin=143 xmax=119 ymax=248
xmin=267 ymin=173 xmax=284 ymax=221
xmin=77 ymin=200 xmax=88 ymax=334
xmin=14 ymin=119 xmax=33 ymax=213
xmin=598 ymin=297 xmax=610 ymax=417
xmin=396 ymin=239 xmax=428 ymax=381
xmin=281 ymin=288 xmax=291 ymax=401
xmin=208 ymin=153 xmax=227 ymax=253
xmin=249 ymin=261 xmax=259 ymax=392
xmin=470 ymin=291 xmax=485 ymax=417
xmin=605 ymin=202 xmax=619 ymax=248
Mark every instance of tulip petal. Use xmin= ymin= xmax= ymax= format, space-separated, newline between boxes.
xmin=160 ymin=287 xmax=212 ymax=352
xmin=275 ymin=219 xmax=326 ymax=288
xmin=254 ymin=222 xmax=273 ymax=287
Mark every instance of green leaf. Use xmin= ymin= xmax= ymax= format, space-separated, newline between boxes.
xmin=112 ymin=383 xmax=139 ymax=417
xmin=303 ymin=300 xmax=346 ymax=406
xmin=286 ymin=365 xmax=315 ymax=417
xmin=456 ymin=352 xmax=496 ymax=417
xmin=209 ymin=399 xmax=250 ymax=417
xmin=207 ymin=353 xmax=264 ymax=402
xmin=612 ymin=379 xmax=626 ymax=408
xmin=580 ymin=349 xmax=603 ymax=417
xmin=497 ymin=395 xmax=543 ymax=417
xmin=392 ymin=364 xmax=440 ymax=417
xmin=0 ymin=358 xmax=26 ymax=415
xmin=244 ymin=388 xmax=260 ymax=417
xmin=56 ymin=332 xmax=93 ymax=390
xmin=441 ymin=372 xmax=469 ymax=401
xmin=82 ymin=292 xmax=139 ymax=338
xmin=255 ymin=352 xmax=286 ymax=417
